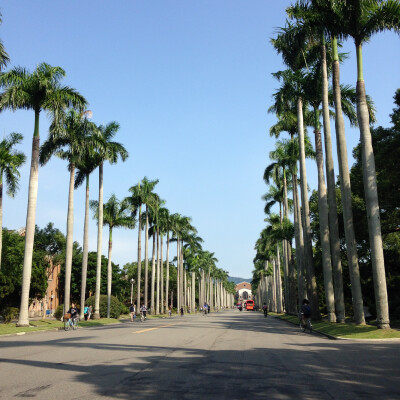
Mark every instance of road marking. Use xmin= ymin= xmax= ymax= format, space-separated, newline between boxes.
xmin=133 ymin=323 xmax=180 ymax=334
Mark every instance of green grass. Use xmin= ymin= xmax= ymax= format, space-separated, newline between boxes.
xmin=0 ymin=317 xmax=121 ymax=336
xmin=274 ymin=313 xmax=400 ymax=339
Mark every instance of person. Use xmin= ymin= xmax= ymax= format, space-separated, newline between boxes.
xmin=203 ymin=303 xmax=208 ymax=315
xmin=84 ymin=306 xmax=89 ymax=321
xmin=168 ymin=305 xmax=172 ymax=318
xmin=180 ymin=306 xmax=184 ymax=317
xmin=67 ymin=303 xmax=78 ymax=322
xmin=129 ymin=303 xmax=136 ymax=322
xmin=262 ymin=302 xmax=268 ymax=317
xmin=140 ymin=303 xmax=147 ymax=320
xmin=300 ymin=299 xmax=312 ymax=326
xmin=87 ymin=305 xmax=92 ymax=320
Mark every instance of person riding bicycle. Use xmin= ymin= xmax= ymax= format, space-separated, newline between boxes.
xmin=140 ymin=303 xmax=147 ymax=320
xmin=300 ymin=299 xmax=311 ymax=326
xmin=262 ymin=302 xmax=268 ymax=317
xmin=68 ymin=303 xmax=78 ymax=321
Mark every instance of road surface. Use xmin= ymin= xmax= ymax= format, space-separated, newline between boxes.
xmin=0 ymin=310 xmax=399 ymax=399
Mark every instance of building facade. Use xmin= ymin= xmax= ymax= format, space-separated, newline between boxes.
xmin=235 ymin=282 xmax=253 ymax=303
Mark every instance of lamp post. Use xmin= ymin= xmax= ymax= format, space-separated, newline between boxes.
xmin=130 ymin=279 xmax=135 ymax=305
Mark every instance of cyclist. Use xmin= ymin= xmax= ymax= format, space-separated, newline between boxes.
xmin=300 ymin=299 xmax=312 ymax=327
xmin=262 ymin=302 xmax=268 ymax=317
xmin=68 ymin=303 xmax=79 ymax=322
xmin=140 ymin=303 xmax=147 ymax=321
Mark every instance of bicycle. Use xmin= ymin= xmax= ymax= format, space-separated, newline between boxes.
xmin=299 ymin=312 xmax=312 ymax=333
xmin=140 ymin=312 xmax=147 ymax=322
xmin=64 ymin=316 xmax=79 ymax=331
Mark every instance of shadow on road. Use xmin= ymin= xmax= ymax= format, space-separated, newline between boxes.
xmin=1 ymin=311 xmax=399 ymax=399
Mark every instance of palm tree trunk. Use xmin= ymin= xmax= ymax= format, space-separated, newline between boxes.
xmin=176 ymin=239 xmax=180 ymax=311
xmin=150 ymin=232 xmax=156 ymax=314
xmin=321 ymin=39 xmax=345 ymax=323
xmin=165 ymin=233 xmax=170 ymax=308
xmin=107 ymin=228 xmax=113 ymax=318
xmin=160 ymin=234 xmax=164 ymax=314
xmin=156 ymin=228 xmax=160 ymax=315
xmin=64 ymin=164 xmax=75 ymax=313
xmin=17 ymin=127 xmax=40 ymax=327
xmin=80 ymin=174 xmax=90 ymax=319
xmin=94 ymin=162 xmax=104 ymax=319
xmin=191 ymin=271 xmax=195 ymax=312
xmin=276 ymin=249 xmax=283 ymax=313
xmin=293 ymin=167 xmax=305 ymax=310
xmin=297 ymin=97 xmax=321 ymax=319
xmin=356 ymin=43 xmax=389 ymax=329
xmin=314 ymin=117 xmax=336 ymax=322
xmin=144 ymin=208 xmax=149 ymax=309
xmin=0 ymin=174 xmax=3 ymax=270
xmin=136 ymin=205 xmax=142 ymax=315
xmin=272 ymin=260 xmax=277 ymax=312
xmin=331 ymin=38 xmax=365 ymax=325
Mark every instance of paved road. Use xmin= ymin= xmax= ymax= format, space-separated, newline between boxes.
xmin=0 ymin=310 xmax=399 ymax=399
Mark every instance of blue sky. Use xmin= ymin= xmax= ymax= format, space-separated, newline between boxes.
xmin=1 ymin=1 xmax=399 ymax=279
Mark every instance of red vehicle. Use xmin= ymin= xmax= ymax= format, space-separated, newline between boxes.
xmin=245 ymin=300 xmax=255 ymax=311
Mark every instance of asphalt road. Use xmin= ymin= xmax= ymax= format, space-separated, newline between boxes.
xmin=0 ymin=310 xmax=399 ymax=400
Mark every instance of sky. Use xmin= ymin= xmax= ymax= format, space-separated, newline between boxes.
xmin=1 ymin=1 xmax=399 ymax=279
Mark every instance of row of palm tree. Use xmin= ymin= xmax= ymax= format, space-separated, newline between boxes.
xmin=253 ymin=0 xmax=400 ymax=329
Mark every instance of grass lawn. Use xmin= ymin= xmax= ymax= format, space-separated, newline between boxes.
xmin=0 ymin=317 xmax=121 ymax=336
xmin=274 ymin=313 xmax=400 ymax=339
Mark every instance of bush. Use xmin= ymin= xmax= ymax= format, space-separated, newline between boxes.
xmin=120 ymin=304 xmax=129 ymax=315
xmin=54 ymin=305 xmax=64 ymax=321
xmin=2 ymin=307 xmax=19 ymax=323
xmin=85 ymin=295 xmax=122 ymax=318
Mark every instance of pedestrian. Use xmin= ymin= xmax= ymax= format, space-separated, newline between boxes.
xmin=129 ymin=303 xmax=136 ymax=322
xmin=88 ymin=305 xmax=92 ymax=320
xmin=84 ymin=305 xmax=89 ymax=321
xmin=180 ymin=306 xmax=184 ymax=317
xmin=168 ymin=305 xmax=172 ymax=318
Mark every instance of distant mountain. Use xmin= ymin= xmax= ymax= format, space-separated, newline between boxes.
xmin=228 ymin=276 xmax=251 ymax=284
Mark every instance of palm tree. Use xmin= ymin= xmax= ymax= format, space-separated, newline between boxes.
xmin=74 ymin=122 xmax=100 ymax=319
xmin=93 ymin=122 xmax=128 ymax=319
xmin=90 ymin=194 xmax=135 ymax=318
xmin=287 ymin=0 xmax=359 ymax=324
xmin=0 ymin=63 xmax=87 ymax=326
xmin=0 ymin=132 xmax=26 ymax=269
xmin=330 ymin=0 xmax=400 ymax=329
xmin=40 ymin=109 xmax=94 ymax=312
xmin=268 ymin=63 xmax=320 ymax=319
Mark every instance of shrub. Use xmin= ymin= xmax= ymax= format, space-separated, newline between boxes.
xmin=2 ymin=307 xmax=19 ymax=323
xmin=120 ymin=304 xmax=129 ymax=315
xmin=54 ymin=305 xmax=64 ymax=321
xmin=85 ymin=295 xmax=122 ymax=318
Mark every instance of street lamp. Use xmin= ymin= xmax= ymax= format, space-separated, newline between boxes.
xmin=130 ymin=279 xmax=135 ymax=305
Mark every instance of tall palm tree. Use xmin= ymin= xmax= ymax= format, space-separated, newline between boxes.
xmin=141 ymin=178 xmax=159 ymax=309
xmin=90 ymin=194 xmax=135 ymax=318
xmin=158 ymin=207 xmax=171 ymax=313
xmin=0 ymin=63 xmax=87 ymax=326
xmin=126 ymin=182 xmax=144 ymax=312
xmin=287 ymin=0 xmax=359 ymax=324
xmin=74 ymin=122 xmax=100 ymax=319
xmin=268 ymin=64 xmax=321 ymax=318
xmin=40 ymin=109 xmax=94 ymax=312
xmin=93 ymin=122 xmax=128 ymax=319
xmin=330 ymin=0 xmax=399 ymax=329
xmin=0 ymin=132 xmax=26 ymax=269
xmin=126 ymin=177 xmax=159 ymax=312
